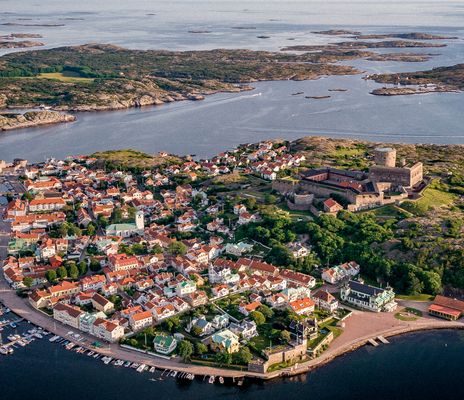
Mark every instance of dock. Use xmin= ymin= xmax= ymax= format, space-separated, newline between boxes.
xmin=377 ymin=335 xmax=390 ymax=344
xmin=368 ymin=338 xmax=379 ymax=347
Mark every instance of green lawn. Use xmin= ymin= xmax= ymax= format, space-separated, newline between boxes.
xmin=416 ymin=185 xmax=456 ymax=209
xmin=396 ymin=294 xmax=433 ymax=301
xmin=37 ymin=71 xmax=94 ymax=83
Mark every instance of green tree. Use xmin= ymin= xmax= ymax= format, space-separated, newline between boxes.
xmin=45 ymin=269 xmax=57 ymax=283
xmin=68 ymin=264 xmax=79 ymax=280
xmin=23 ymin=276 xmax=33 ymax=287
xmin=78 ymin=261 xmax=88 ymax=276
xmin=56 ymin=266 xmax=67 ymax=280
xmin=178 ymin=340 xmax=194 ymax=361
xmin=168 ymin=241 xmax=188 ymax=256
xmin=195 ymin=342 xmax=208 ymax=355
xmin=258 ymin=305 xmax=274 ymax=320
xmin=250 ymin=310 xmax=266 ymax=325
xmin=235 ymin=346 xmax=252 ymax=365
xmin=89 ymin=258 xmax=101 ymax=272
xmin=280 ymin=330 xmax=291 ymax=343
xmin=86 ymin=223 xmax=96 ymax=236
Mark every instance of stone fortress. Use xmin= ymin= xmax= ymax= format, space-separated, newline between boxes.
xmin=273 ymin=147 xmax=425 ymax=212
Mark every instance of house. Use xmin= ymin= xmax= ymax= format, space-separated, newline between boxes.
xmin=428 ymin=295 xmax=464 ymax=321
xmin=175 ymin=280 xmax=197 ymax=297
xmin=340 ymin=280 xmax=396 ymax=312
xmin=280 ymin=269 xmax=316 ymax=289
xmin=152 ymin=304 xmax=176 ymax=321
xmin=129 ymin=310 xmax=153 ymax=331
xmin=153 ymin=335 xmax=177 ymax=355
xmin=53 ymin=303 xmax=83 ymax=329
xmin=289 ymin=318 xmax=318 ymax=339
xmin=185 ymin=290 xmax=208 ymax=307
xmin=208 ymin=329 xmax=240 ymax=354
xmin=322 ymin=261 xmax=360 ymax=284
xmin=239 ymin=301 xmax=262 ymax=316
xmin=91 ymin=293 xmax=115 ymax=314
xmin=323 ymin=198 xmax=343 ymax=214
xmin=312 ymin=290 xmax=339 ymax=313
xmin=80 ymin=274 xmax=106 ymax=291
xmin=29 ymin=198 xmax=66 ymax=212
xmin=229 ymin=320 xmax=258 ymax=340
xmin=212 ymin=314 xmax=229 ymax=330
xmin=188 ymin=317 xmax=214 ymax=336
xmin=288 ymin=297 xmax=315 ymax=315
xmin=93 ymin=318 xmax=125 ymax=342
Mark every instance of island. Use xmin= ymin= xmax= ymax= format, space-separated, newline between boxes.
xmin=1 ymin=136 xmax=464 ymax=380
xmin=0 ymin=40 xmax=44 ymax=49
xmin=368 ymin=64 xmax=464 ymax=95
xmin=0 ymin=43 xmax=361 ymax=119
xmin=0 ymin=111 xmax=75 ymax=131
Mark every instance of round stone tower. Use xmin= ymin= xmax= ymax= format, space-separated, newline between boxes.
xmin=374 ymin=147 xmax=396 ymax=167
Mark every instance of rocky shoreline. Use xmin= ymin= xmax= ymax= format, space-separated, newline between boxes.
xmin=0 ymin=111 xmax=76 ymax=131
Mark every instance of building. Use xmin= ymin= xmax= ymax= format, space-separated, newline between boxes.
xmin=153 ymin=335 xmax=177 ymax=355
xmin=105 ymin=211 xmax=144 ymax=238
xmin=428 ymin=295 xmax=464 ymax=321
xmin=129 ymin=310 xmax=153 ymax=331
xmin=288 ymin=297 xmax=315 ymax=315
xmin=108 ymin=253 xmax=139 ymax=271
xmin=340 ymin=280 xmax=397 ymax=312
xmin=91 ymin=293 xmax=115 ymax=314
xmin=53 ymin=303 xmax=83 ymax=329
xmin=209 ymin=329 xmax=240 ymax=354
xmin=93 ymin=318 xmax=125 ymax=342
xmin=312 ymin=290 xmax=339 ymax=313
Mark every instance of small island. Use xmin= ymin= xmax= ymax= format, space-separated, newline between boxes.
xmin=0 ymin=111 xmax=76 ymax=131
xmin=368 ymin=64 xmax=464 ymax=95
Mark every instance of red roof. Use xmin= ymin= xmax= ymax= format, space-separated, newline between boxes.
xmin=428 ymin=304 xmax=461 ymax=318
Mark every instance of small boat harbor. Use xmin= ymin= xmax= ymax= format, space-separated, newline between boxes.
xmin=0 ymin=302 xmax=244 ymax=386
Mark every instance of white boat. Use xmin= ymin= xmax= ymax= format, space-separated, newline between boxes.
xmin=219 ymin=377 xmax=224 ymax=384
xmin=208 ymin=376 xmax=215 ymax=384
xmin=49 ymin=335 xmax=60 ymax=343
xmin=149 ymin=367 xmax=155 ymax=373
xmin=87 ymin=351 xmax=94 ymax=357
xmin=34 ymin=333 xmax=43 ymax=339
xmin=137 ymin=364 xmax=146 ymax=373
xmin=124 ymin=361 xmax=131 ymax=367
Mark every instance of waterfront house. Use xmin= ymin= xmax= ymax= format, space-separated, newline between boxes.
xmin=53 ymin=303 xmax=83 ymax=329
xmin=129 ymin=310 xmax=153 ymax=331
xmin=340 ymin=280 xmax=397 ymax=312
xmin=208 ymin=329 xmax=240 ymax=354
xmin=93 ymin=318 xmax=125 ymax=342
xmin=229 ymin=320 xmax=258 ymax=340
xmin=153 ymin=335 xmax=177 ymax=355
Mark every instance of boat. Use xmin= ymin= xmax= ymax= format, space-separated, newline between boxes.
xmin=34 ymin=333 xmax=43 ymax=339
xmin=171 ymin=371 xmax=178 ymax=377
xmin=124 ymin=361 xmax=131 ymax=367
xmin=188 ymin=374 xmax=194 ymax=381
xmin=291 ymin=92 xmax=304 ymax=95
xmin=149 ymin=367 xmax=155 ymax=373
xmin=208 ymin=376 xmax=215 ymax=384
xmin=219 ymin=377 xmax=224 ymax=384
xmin=136 ymin=364 xmax=146 ymax=373
xmin=9 ymin=322 xmax=16 ymax=329
xmin=0 ymin=347 xmax=8 ymax=355
xmin=49 ymin=335 xmax=60 ymax=343
xmin=237 ymin=379 xmax=244 ymax=386
xmin=87 ymin=351 xmax=94 ymax=357
xmin=131 ymin=363 xmax=140 ymax=369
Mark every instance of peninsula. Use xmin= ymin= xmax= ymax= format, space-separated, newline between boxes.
xmin=1 ymin=136 xmax=464 ymax=379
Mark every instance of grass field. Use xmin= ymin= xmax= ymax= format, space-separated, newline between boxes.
xmin=416 ymin=187 xmax=456 ymax=209
xmin=396 ymin=294 xmax=433 ymax=301
xmin=37 ymin=71 xmax=94 ymax=83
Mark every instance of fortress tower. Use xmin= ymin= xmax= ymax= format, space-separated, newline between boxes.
xmin=374 ymin=147 xmax=396 ymax=168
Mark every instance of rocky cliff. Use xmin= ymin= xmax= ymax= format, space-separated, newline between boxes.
xmin=0 ymin=111 xmax=76 ymax=131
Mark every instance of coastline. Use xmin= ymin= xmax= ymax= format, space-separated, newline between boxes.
xmin=0 ymin=276 xmax=462 ymax=380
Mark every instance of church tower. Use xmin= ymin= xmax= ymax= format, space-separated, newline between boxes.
xmin=135 ymin=211 xmax=145 ymax=231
